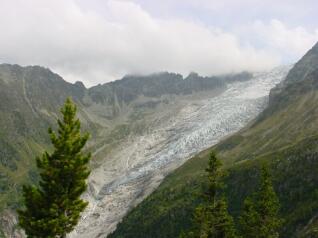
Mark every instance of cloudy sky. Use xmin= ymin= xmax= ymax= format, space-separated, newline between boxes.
xmin=0 ymin=0 xmax=317 ymax=86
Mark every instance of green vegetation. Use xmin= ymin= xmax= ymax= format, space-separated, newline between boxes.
xmin=0 ymin=64 xmax=87 ymax=213
xmin=239 ymin=165 xmax=282 ymax=238
xmin=18 ymin=98 xmax=91 ymax=237
xmin=184 ymin=152 xmax=237 ymax=238
xmin=0 ymin=140 xmax=45 ymax=211
xmin=184 ymin=157 xmax=282 ymax=238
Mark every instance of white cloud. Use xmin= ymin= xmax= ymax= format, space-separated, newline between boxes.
xmin=0 ymin=0 xmax=315 ymax=86
xmin=236 ymin=19 xmax=318 ymax=62
xmin=253 ymin=20 xmax=318 ymax=59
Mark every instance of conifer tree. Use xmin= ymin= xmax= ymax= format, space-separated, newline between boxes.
xmin=205 ymin=152 xmax=223 ymax=206
xmin=212 ymin=197 xmax=237 ymax=238
xmin=184 ymin=152 xmax=237 ymax=238
xmin=18 ymin=98 xmax=91 ymax=238
xmin=239 ymin=197 xmax=259 ymax=238
xmin=239 ymin=165 xmax=282 ymax=238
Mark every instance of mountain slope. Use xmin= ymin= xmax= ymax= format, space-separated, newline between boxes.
xmin=0 ymin=64 xmax=252 ymax=237
xmin=109 ymin=43 xmax=318 ymax=238
xmin=69 ymin=66 xmax=289 ymax=238
xmin=0 ymin=64 xmax=94 ymax=210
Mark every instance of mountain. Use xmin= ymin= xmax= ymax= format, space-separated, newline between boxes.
xmin=69 ymin=66 xmax=289 ymax=238
xmin=109 ymin=43 xmax=318 ymax=238
xmin=0 ymin=64 xmax=252 ymax=237
xmin=0 ymin=64 xmax=92 ymax=205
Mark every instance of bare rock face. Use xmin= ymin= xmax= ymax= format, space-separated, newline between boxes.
xmin=0 ymin=210 xmax=24 ymax=238
xmin=268 ymin=43 xmax=318 ymax=106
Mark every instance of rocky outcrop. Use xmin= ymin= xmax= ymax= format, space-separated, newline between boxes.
xmin=268 ymin=42 xmax=318 ymax=108
xmin=0 ymin=210 xmax=24 ymax=238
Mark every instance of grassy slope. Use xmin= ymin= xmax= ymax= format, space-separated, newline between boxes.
xmin=109 ymin=138 xmax=318 ymax=238
xmin=0 ymin=65 xmax=101 ymax=238
xmin=109 ymin=44 xmax=318 ymax=238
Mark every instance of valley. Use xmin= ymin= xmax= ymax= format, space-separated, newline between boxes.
xmin=69 ymin=66 xmax=290 ymax=237
xmin=1 ymin=2 xmax=317 ymax=238
xmin=0 ymin=65 xmax=268 ymax=237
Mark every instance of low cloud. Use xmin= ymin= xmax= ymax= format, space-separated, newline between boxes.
xmin=0 ymin=0 xmax=316 ymax=86
xmin=245 ymin=20 xmax=318 ymax=61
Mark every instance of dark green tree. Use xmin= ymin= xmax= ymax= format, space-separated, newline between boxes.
xmin=205 ymin=152 xmax=224 ymax=206
xmin=239 ymin=197 xmax=259 ymax=238
xmin=184 ymin=152 xmax=237 ymax=238
xmin=18 ymin=98 xmax=91 ymax=238
xmin=239 ymin=165 xmax=282 ymax=238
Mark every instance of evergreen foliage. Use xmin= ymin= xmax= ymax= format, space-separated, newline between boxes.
xmin=239 ymin=165 xmax=282 ymax=238
xmin=18 ymin=98 xmax=91 ymax=238
xmin=239 ymin=197 xmax=258 ymax=238
xmin=205 ymin=152 xmax=224 ymax=204
xmin=185 ymin=152 xmax=237 ymax=238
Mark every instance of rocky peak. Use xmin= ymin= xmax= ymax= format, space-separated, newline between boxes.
xmin=284 ymin=41 xmax=318 ymax=84
xmin=259 ymin=42 xmax=318 ymax=120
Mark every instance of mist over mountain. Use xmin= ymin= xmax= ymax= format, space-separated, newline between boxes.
xmin=1 ymin=42 xmax=318 ymax=237
xmin=1 ymin=42 xmax=318 ymax=238
xmin=0 ymin=0 xmax=318 ymax=237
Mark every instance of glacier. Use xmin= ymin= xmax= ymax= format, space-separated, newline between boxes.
xmin=69 ymin=66 xmax=291 ymax=238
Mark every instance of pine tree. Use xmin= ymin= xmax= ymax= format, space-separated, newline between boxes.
xmin=212 ymin=197 xmax=237 ymax=238
xmin=197 ymin=196 xmax=237 ymax=238
xmin=18 ymin=98 xmax=91 ymax=238
xmin=239 ymin=165 xmax=282 ymax=238
xmin=184 ymin=152 xmax=237 ymax=238
xmin=239 ymin=197 xmax=259 ymax=238
xmin=205 ymin=152 xmax=224 ymax=206
xmin=256 ymin=165 xmax=282 ymax=238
